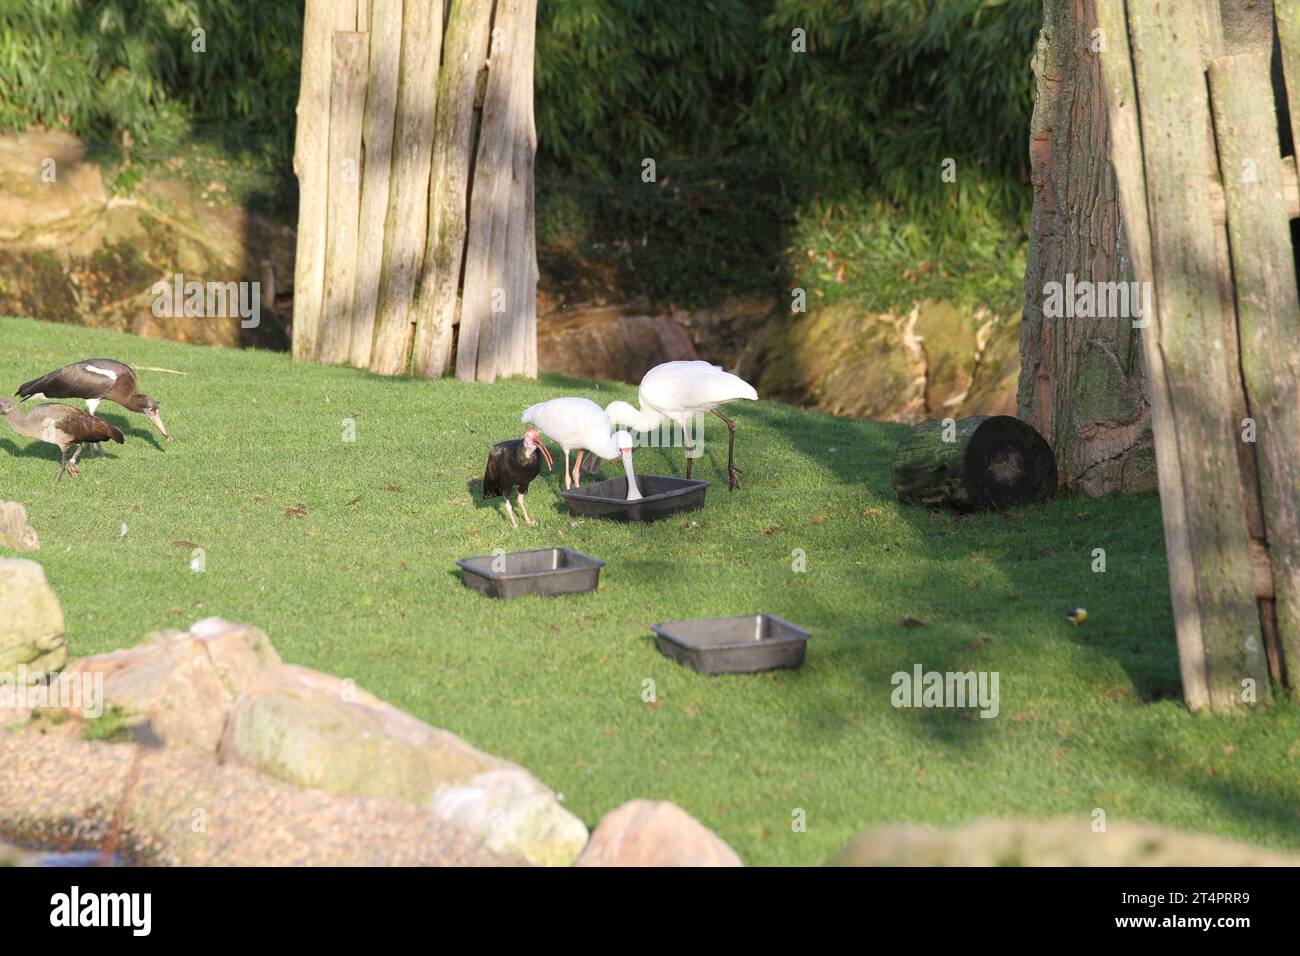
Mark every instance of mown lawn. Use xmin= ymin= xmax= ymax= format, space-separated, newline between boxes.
xmin=2 ymin=315 xmax=1298 ymax=865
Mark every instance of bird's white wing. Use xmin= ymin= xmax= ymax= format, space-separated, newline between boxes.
xmin=640 ymin=361 xmax=757 ymax=412
xmin=521 ymin=397 xmax=611 ymax=448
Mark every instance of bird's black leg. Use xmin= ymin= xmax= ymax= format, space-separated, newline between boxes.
xmin=55 ymin=446 xmax=68 ymax=483
xmin=685 ymin=438 xmax=694 ymax=479
xmin=712 ymin=408 xmax=740 ymax=490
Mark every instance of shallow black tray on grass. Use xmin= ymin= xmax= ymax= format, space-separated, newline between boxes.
xmin=651 ymin=614 xmax=811 ymax=675
xmin=561 ymin=475 xmax=709 ymax=522
xmin=456 ymin=547 xmax=604 ymax=599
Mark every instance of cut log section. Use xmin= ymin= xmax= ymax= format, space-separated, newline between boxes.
xmin=891 ymin=415 xmax=1058 ymax=511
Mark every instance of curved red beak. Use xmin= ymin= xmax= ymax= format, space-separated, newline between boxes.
xmin=536 ymin=440 xmax=554 ymax=471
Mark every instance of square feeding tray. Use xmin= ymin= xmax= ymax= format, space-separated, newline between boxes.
xmin=561 ymin=475 xmax=709 ymax=522
xmin=456 ymin=547 xmax=604 ymax=599
xmin=651 ymin=614 xmax=811 ymax=675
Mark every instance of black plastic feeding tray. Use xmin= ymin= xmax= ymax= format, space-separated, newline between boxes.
xmin=456 ymin=547 xmax=604 ymax=599
xmin=651 ymin=614 xmax=811 ymax=675
xmin=561 ymin=475 xmax=709 ymax=522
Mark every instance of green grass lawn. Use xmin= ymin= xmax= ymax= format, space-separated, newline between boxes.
xmin=2 ymin=315 xmax=1298 ymax=865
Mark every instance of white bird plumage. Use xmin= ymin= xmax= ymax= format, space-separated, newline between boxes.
xmin=521 ymin=397 xmax=641 ymax=499
xmin=604 ymin=360 xmax=757 ymax=489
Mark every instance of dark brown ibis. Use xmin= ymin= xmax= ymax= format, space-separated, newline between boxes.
xmin=0 ymin=398 xmax=125 ymax=482
xmin=17 ymin=359 xmax=170 ymax=442
xmin=482 ymin=427 xmax=554 ymax=527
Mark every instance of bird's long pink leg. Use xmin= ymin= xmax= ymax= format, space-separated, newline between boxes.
xmin=562 ymin=450 xmax=572 ymax=490
xmin=517 ymin=492 xmax=538 ymax=526
xmin=572 ymin=451 xmax=584 ymax=488
xmin=503 ymin=498 xmax=520 ymax=528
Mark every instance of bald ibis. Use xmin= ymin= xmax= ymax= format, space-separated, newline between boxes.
xmin=17 ymin=359 xmax=170 ymax=442
xmin=482 ymin=427 xmax=555 ymax=527
xmin=604 ymin=360 xmax=757 ymax=490
xmin=0 ymin=398 xmax=124 ymax=482
xmin=521 ymin=397 xmax=640 ymax=495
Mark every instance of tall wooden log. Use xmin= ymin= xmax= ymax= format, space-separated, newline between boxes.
xmin=1280 ymin=5 xmax=1300 ymax=165
xmin=891 ymin=416 xmax=1058 ymax=511
xmin=1127 ymin=2 xmax=1268 ymax=711
xmin=291 ymin=0 xmax=339 ymax=361
xmin=1095 ymin=0 xmax=1209 ymax=712
xmin=410 ymin=0 xmax=494 ymax=379
xmin=348 ymin=0 xmax=403 ymax=369
xmin=1017 ymin=0 xmax=1155 ymax=497
xmin=499 ymin=0 xmax=537 ymax=380
xmin=369 ymin=0 xmax=443 ymax=375
xmin=318 ymin=32 xmax=369 ymax=366
xmin=1208 ymin=50 xmax=1300 ymax=692
xmin=458 ymin=0 xmax=536 ymax=382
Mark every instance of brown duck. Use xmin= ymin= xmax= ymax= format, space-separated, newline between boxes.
xmin=17 ymin=359 xmax=170 ymax=441
xmin=0 ymin=398 xmax=124 ymax=482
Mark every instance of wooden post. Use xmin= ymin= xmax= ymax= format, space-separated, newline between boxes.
xmin=457 ymin=0 xmax=538 ymax=382
xmin=1096 ymin=0 xmax=1210 ymax=712
xmin=410 ymin=0 xmax=494 ymax=379
xmin=1208 ymin=51 xmax=1300 ymax=692
xmin=348 ymin=0 xmax=403 ymax=369
xmin=318 ymin=32 xmax=369 ymax=366
xmin=290 ymin=0 xmax=337 ymax=361
xmin=369 ymin=0 xmax=443 ymax=376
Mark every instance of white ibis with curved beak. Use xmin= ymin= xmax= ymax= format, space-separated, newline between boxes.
xmin=482 ymin=427 xmax=554 ymax=527
xmin=522 ymin=397 xmax=640 ymax=494
xmin=604 ymin=360 xmax=757 ymax=490
xmin=16 ymin=359 xmax=171 ymax=444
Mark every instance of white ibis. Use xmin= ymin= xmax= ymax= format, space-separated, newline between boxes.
xmin=604 ymin=360 xmax=757 ymax=490
xmin=0 ymin=398 xmax=124 ymax=482
xmin=17 ymin=360 xmax=170 ymax=442
xmin=482 ymin=427 xmax=555 ymax=527
xmin=521 ymin=397 xmax=641 ymax=496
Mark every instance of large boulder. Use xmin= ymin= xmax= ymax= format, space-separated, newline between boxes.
xmin=218 ymin=664 xmax=588 ymax=866
xmin=575 ymin=799 xmax=743 ymax=867
xmin=831 ymin=817 xmax=1300 ymax=867
xmin=0 ymin=502 xmax=40 ymax=552
xmin=0 ymin=558 xmax=67 ymax=678
xmin=49 ymin=617 xmax=281 ymax=751
xmin=538 ymin=304 xmax=698 ymax=384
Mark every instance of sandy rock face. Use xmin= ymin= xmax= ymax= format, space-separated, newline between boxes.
xmin=576 ymin=799 xmax=743 ymax=867
xmin=0 ymin=558 xmax=67 ymax=679
xmin=831 ymin=817 xmax=1300 ymax=867
xmin=218 ymin=664 xmax=588 ymax=866
xmin=51 ymin=617 xmax=281 ymax=751
xmin=0 ymin=502 xmax=40 ymax=552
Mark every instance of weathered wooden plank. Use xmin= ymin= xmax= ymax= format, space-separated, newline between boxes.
xmin=1096 ymin=0 xmax=1210 ymax=712
xmin=369 ymin=0 xmax=443 ymax=375
xmin=458 ymin=0 xmax=525 ymax=382
xmin=500 ymin=0 xmax=538 ymax=379
xmin=1277 ymin=3 xmax=1300 ymax=171
xmin=318 ymin=32 xmax=370 ymax=366
xmin=348 ymin=0 xmax=403 ymax=369
xmin=410 ymin=0 xmax=494 ymax=378
xmin=1126 ymin=1 xmax=1267 ymax=712
xmin=1208 ymin=162 xmax=1299 ymax=222
xmin=1209 ymin=50 xmax=1300 ymax=695
xmin=290 ymin=0 xmax=336 ymax=361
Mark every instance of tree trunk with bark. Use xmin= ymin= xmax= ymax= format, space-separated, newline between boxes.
xmin=1017 ymin=0 xmax=1155 ymax=497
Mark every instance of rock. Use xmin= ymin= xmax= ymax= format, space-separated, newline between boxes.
xmin=830 ymin=817 xmax=1300 ymax=867
xmin=429 ymin=768 xmax=590 ymax=868
xmin=0 ymin=132 xmax=108 ymax=240
xmin=0 ymin=131 xmax=293 ymax=350
xmin=538 ymin=304 xmax=698 ymax=384
xmin=50 ymin=617 xmax=281 ymax=751
xmin=0 ymin=558 xmax=67 ymax=679
xmin=756 ymin=299 xmax=1019 ymax=424
xmin=0 ymin=502 xmax=40 ymax=551
xmin=0 ymin=731 xmax=522 ymax=866
xmin=219 ymin=664 xmax=588 ymax=866
xmin=575 ymin=799 xmax=743 ymax=867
